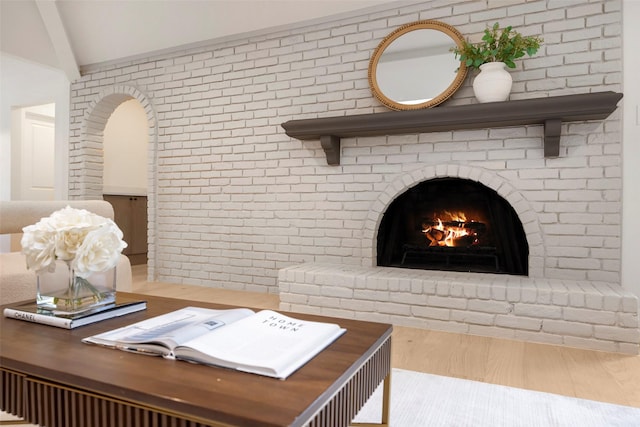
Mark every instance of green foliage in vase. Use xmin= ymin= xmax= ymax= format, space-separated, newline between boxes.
xmin=451 ymin=23 xmax=543 ymax=70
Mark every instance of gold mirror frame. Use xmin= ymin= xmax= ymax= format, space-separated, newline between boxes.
xmin=368 ymin=20 xmax=468 ymax=111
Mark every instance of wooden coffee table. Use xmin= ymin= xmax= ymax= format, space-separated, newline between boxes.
xmin=0 ymin=293 xmax=391 ymax=427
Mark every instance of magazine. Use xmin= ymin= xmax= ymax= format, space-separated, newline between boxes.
xmin=82 ymin=306 xmax=346 ymax=379
xmin=3 ymin=301 xmax=147 ymax=329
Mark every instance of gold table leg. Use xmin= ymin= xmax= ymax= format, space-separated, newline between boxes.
xmin=350 ymin=371 xmax=391 ymax=427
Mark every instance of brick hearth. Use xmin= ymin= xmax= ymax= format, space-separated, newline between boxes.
xmin=279 ymin=263 xmax=639 ymax=354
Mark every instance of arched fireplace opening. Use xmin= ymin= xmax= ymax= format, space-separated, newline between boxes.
xmin=377 ymin=178 xmax=528 ymax=275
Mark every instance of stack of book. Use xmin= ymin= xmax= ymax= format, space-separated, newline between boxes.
xmin=3 ymin=300 xmax=147 ymax=329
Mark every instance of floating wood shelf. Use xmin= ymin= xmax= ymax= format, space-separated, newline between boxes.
xmin=281 ymin=91 xmax=623 ymax=165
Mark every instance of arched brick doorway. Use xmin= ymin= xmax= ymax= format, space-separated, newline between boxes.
xmin=68 ymin=86 xmax=157 ymax=279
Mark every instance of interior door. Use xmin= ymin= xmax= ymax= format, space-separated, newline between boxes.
xmin=6 ymin=106 xmax=55 ymax=251
xmin=20 ymin=110 xmax=55 ymax=201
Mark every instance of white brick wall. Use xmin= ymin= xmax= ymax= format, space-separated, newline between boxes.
xmin=66 ymin=0 xmax=637 ymax=351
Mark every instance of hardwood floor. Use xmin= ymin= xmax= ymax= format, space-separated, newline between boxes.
xmin=131 ymin=265 xmax=640 ymax=408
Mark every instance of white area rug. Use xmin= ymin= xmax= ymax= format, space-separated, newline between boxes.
xmin=353 ymin=369 xmax=640 ymax=427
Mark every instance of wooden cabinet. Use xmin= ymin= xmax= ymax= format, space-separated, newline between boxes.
xmin=103 ymin=195 xmax=147 ymax=265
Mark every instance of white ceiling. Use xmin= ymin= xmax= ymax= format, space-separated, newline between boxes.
xmin=1 ymin=0 xmax=404 ymax=79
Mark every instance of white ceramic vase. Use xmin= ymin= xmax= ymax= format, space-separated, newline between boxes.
xmin=472 ymin=62 xmax=512 ymax=103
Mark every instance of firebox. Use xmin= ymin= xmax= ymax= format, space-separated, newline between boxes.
xmin=377 ymin=178 xmax=528 ymax=275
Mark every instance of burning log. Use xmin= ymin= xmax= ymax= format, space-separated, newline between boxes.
xmin=422 ymin=218 xmax=484 ymax=247
xmin=425 ymin=227 xmax=446 ymax=245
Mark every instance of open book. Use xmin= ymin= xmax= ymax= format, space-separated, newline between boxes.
xmin=82 ymin=307 xmax=346 ymax=379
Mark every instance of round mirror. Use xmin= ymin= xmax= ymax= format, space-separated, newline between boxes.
xmin=368 ymin=20 xmax=468 ymax=111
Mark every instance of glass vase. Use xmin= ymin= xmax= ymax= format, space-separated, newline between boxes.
xmin=36 ymin=259 xmax=116 ymax=314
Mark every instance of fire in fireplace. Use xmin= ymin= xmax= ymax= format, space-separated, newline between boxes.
xmin=377 ymin=178 xmax=528 ymax=275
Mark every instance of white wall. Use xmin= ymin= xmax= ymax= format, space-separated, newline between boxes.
xmin=67 ymin=0 xmax=630 ymax=294
xmin=0 ymin=53 xmax=70 ymax=201
xmin=103 ymin=99 xmax=148 ymax=196
xmin=622 ymin=0 xmax=640 ymax=296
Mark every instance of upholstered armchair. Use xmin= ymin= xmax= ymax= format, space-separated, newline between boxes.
xmin=0 ymin=200 xmax=133 ymax=306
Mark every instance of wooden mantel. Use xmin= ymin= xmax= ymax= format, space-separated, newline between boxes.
xmin=281 ymin=91 xmax=623 ymax=165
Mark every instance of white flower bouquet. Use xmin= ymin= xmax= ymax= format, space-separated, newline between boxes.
xmin=22 ymin=206 xmax=127 ymax=312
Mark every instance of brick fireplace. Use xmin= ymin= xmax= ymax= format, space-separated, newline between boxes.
xmin=279 ymin=162 xmax=639 ymax=354
xmin=278 ymin=91 xmax=638 ymax=354
xmin=66 ymin=0 xmax=638 ymax=353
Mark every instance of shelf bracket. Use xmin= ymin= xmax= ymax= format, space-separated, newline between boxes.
xmin=321 ymin=135 xmax=340 ymax=165
xmin=544 ymin=119 xmax=562 ymax=158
